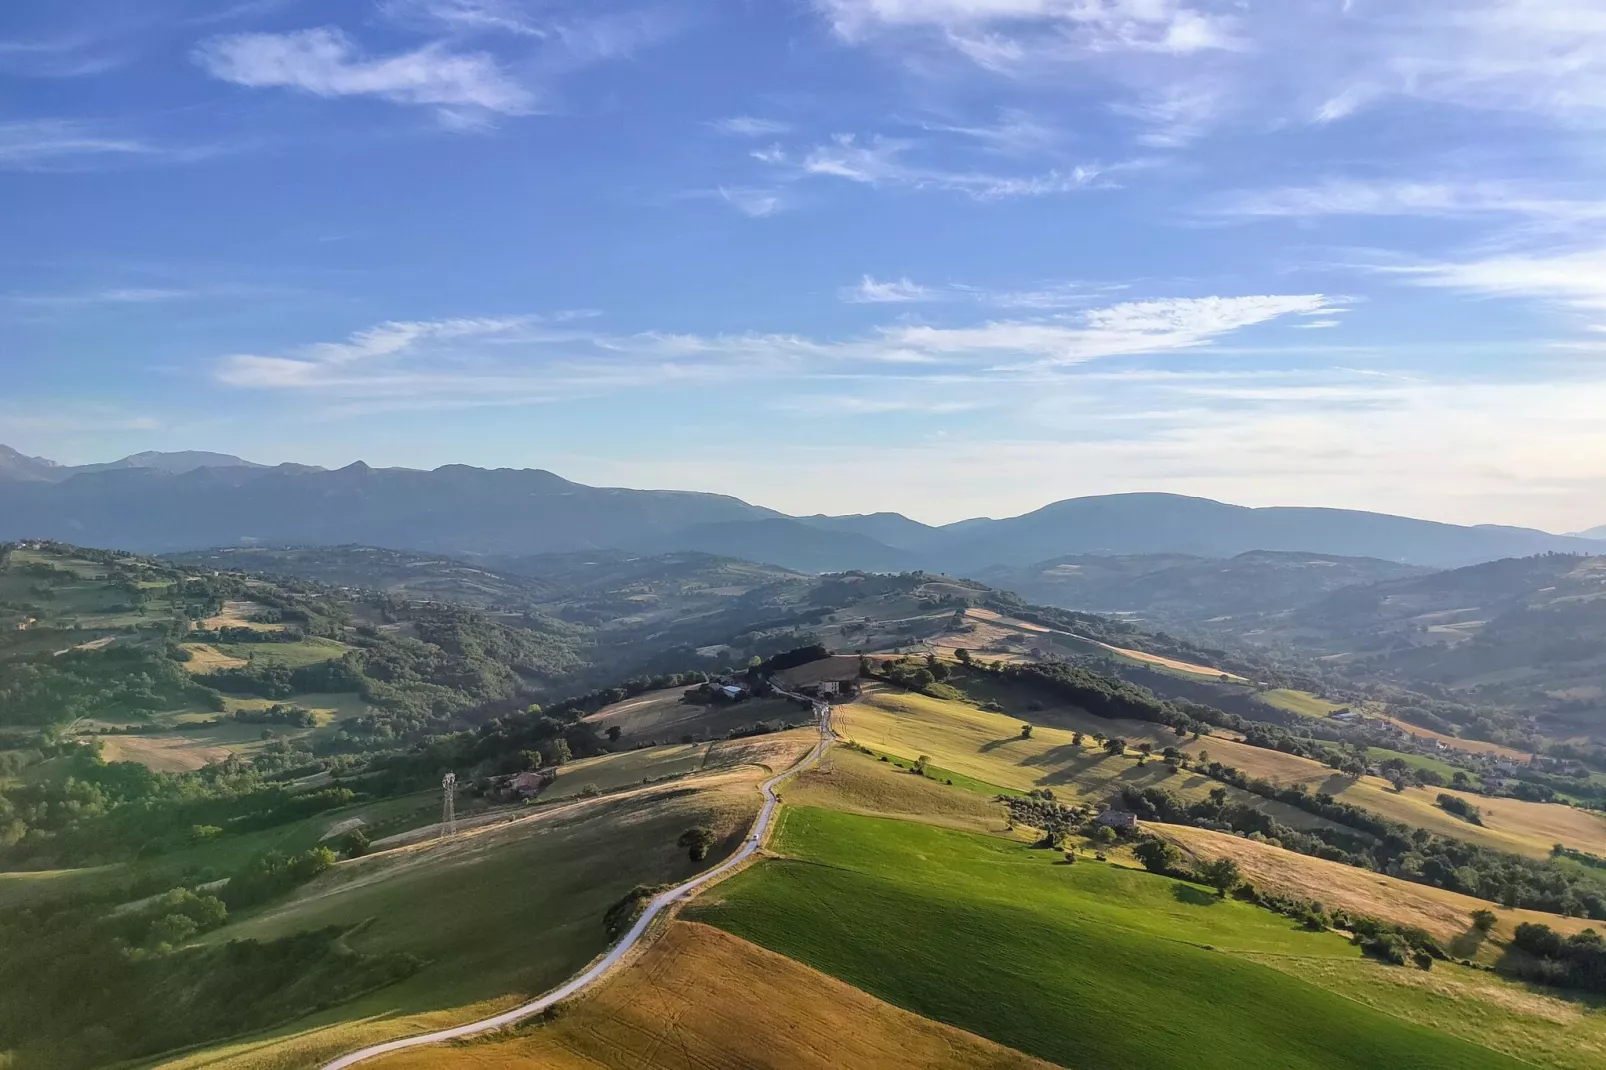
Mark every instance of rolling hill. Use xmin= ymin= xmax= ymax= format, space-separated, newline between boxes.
xmin=979 ymin=550 xmax=1433 ymax=628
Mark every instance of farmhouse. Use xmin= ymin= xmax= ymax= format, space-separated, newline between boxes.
xmin=772 ymin=655 xmax=862 ymax=698
xmin=1093 ymin=809 xmax=1139 ymax=833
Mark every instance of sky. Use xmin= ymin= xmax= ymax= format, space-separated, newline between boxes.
xmin=4 ymin=0 xmax=1606 ymax=530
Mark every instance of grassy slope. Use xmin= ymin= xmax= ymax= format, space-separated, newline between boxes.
xmin=783 ymin=744 xmax=1014 ymax=836
xmin=850 ymin=682 xmax=1606 ymax=859
xmin=692 ymin=807 xmax=1527 ymax=1070
xmin=370 ymin=922 xmax=1054 ymax=1070
xmin=583 ymin=687 xmax=804 ymax=744
xmin=149 ymin=771 xmax=765 ymax=1070
xmin=1259 ymin=688 xmax=1346 ymax=718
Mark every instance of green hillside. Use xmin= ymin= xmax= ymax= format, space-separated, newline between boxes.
xmin=694 ymin=807 xmax=1531 ymax=1070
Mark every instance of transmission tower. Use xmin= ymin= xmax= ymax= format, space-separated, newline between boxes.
xmin=440 ymin=772 xmax=457 ymax=838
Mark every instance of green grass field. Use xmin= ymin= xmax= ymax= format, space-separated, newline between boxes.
xmin=1368 ymin=747 xmax=1481 ymax=787
xmin=693 ymin=807 xmax=1531 ymax=1070
xmin=154 ymin=772 xmax=766 ymax=1070
xmin=213 ymin=636 xmax=351 ymax=669
xmin=1258 ymin=688 xmax=1347 ymax=718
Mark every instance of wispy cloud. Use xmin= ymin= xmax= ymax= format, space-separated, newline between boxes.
xmin=710 ymin=116 xmax=792 ymax=137
xmin=4 ymin=287 xmax=194 ymax=308
xmin=1216 ymin=179 xmax=1606 ymax=225
xmin=216 ymin=292 xmax=1343 ymax=407
xmin=763 ymin=133 xmax=1107 ymax=200
xmin=1384 ymin=247 xmax=1606 ymax=315
xmin=717 ymin=186 xmax=785 ymax=217
xmin=843 ymin=275 xmax=930 ymax=303
xmin=0 ymin=119 xmax=153 ymax=170
xmin=195 ymin=27 xmax=537 ymax=118
xmin=817 ymin=0 xmax=1240 ymax=55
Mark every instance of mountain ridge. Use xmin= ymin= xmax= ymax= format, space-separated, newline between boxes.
xmin=0 ymin=444 xmax=1597 ymax=570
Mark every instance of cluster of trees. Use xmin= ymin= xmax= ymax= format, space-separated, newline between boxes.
xmin=1511 ymin=923 xmax=1606 ymax=993
xmin=221 ymin=847 xmax=337 ymax=909
xmin=0 ymin=646 xmax=225 ymax=728
xmin=1435 ymin=793 xmax=1484 ymax=825
xmin=232 ymin=703 xmax=316 ymax=727
xmin=0 ymin=746 xmax=360 ymax=869
xmin=1001 ymin=790 xmax=1088 ymax=848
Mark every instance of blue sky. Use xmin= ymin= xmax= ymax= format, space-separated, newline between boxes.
xmin=4 ymin=0 xmax=1606 ymax=529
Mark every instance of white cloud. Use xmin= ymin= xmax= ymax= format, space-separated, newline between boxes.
xmin=844 ymin=275 xmax=931 ymax=303
xmin=1217 ymin=179 xmax=1606 ymax=224
xmin=195 ymin=27 xmax=536 ymax=116
xmin=214 ymin=292 xmax=1342 ymax=405
xmin=882 ymin=294 xmax=1339 ymax=364
xmin=1386 ymin=248 xmax=1606 ymax=313
xmin=711 ymin=116 xmax=792 ymax=137
xmin=1297 ymin=319 xmax=1342 ymax=329
xmin=817 ymin=0 xmax=1240 ymax=55
xmin=769 ymin=133 xmax=1106 ymax=199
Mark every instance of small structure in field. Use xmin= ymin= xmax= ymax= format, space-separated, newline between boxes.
xmin=772 ymin=655 xmax=862 ymax=698
xmin=1093 ymin=809 xmax=1139 ymax=833
xmin=509 ymin=770 xmax=553 ymax=798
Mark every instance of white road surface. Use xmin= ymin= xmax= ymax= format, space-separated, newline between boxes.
xmin=320 ymin=696 xmax=832 ymax=1070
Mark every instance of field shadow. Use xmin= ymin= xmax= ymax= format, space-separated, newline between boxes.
xmin=980 ymin=737 xmax=1023 ymax=754
xmin=1448 ymin=925 xmax=1489 ymax=960
xmin=1172 ymin=885 xmax=1219 ymax=907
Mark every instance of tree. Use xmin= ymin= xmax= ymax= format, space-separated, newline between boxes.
xmin=1133 ymin=838 xmax=1181 ymax=874
xmin=1103 ymin=737 xmax=1126 ymax=757
xmin=1093 ymin=825 xmax=1118 ymax=845
xmin=1137 ymin=742 xmax=1153 ymax=756
xmin=1072 ymin=731 xmax=1084 ymax=746
xmin=1200 ymin=857 xmax=1242 ymax=898
xmin=341 ymin=828 xmax=370 ymax=858
xmin=678 ymin=825 xmax=717 ymax=862
xmin=955 ymin=648 xmax=972 ymax=665
xmin=545 ymin=738 xmax=572 ymax=767
xmin=1452 ymin=771 xmax=1472 ymax=790
xmin=1020 ymin=723 xmax=1034 ymax=739
xmin=146 ymin=913 xmax=199 ymax=949
xmin=605 ymin=725 xmax=622 ymax=743
xmin=913 ymin=755 xmax=932 ymax=775
xmin=1471 ymin=908 xmax=1498 ymax=934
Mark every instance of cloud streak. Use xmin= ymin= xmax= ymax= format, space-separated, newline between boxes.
xmin=195 ymin=27 xmax=537 ymax=116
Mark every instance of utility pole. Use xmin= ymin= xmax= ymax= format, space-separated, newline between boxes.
xmin=440 ymin=772 xmax=457 ymax=838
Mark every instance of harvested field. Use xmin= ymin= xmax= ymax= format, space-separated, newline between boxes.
xmin=371 ymin=922 xmax=1053 ymax=1070
xmin=92 ymin=733 xmax=236 ymax=772
xmin=835 ymin=686 xmax=1342 ymax=833
xmin=1154 ymin=823 xmax=1598 ymax=958
xmin=844 ymin=684 xmax=1606 ymax=859
xmin=200 ymin=600 xmax=285 ymax=631
xmin=1383 ymin=719 xmax=1535 ymax=762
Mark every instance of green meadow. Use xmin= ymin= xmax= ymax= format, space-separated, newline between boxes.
xmin=692 ymin=806 xmax=1531 ymax=1070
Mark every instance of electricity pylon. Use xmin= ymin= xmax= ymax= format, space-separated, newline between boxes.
xmin=441 ymin=772 xmax=457 ymax=838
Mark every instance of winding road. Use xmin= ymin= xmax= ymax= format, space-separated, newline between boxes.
xmin=321 ymin=696 xmax=833 ymax=1070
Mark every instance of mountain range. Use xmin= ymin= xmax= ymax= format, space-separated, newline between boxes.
xmin=1 ymin=444 xmax=1601 ymax=572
